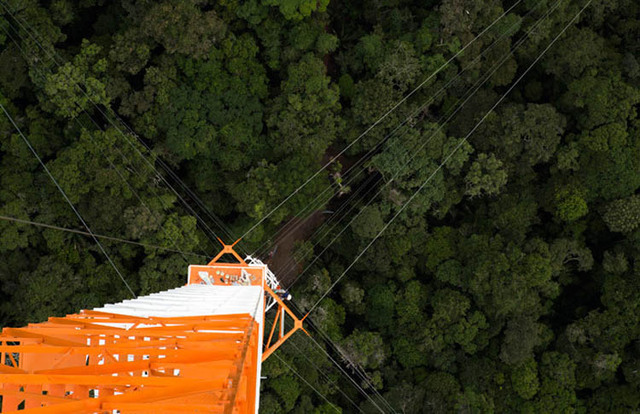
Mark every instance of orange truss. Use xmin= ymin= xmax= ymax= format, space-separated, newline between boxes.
xmin=0 ymin=310 xmax=259 ymax=413
xmin=0 ymin=241 xmax=305 ymax=413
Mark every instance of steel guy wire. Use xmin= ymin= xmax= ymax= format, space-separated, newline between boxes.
xmin=263 ymin=314 xmax=365 ymax=413
xmin=301 ymin=0 xmax=561 ymax=312
xmin=0 ymin=21 xmax=208 ymax=264
xmin=250 ymin=0 xmax=548 ymax=264
xmin=298 ymin=313 xmax=395 ymax=414
xmin=0 ymin=215 xmax=207 ymax=258
xmin=0 ymin=4 xmax=226 ymax=258
xmin=141 ymin=151 xmax=244 ymax=253
xmin=287 ymin=334 xmax=365 ymax=413
xmin=284 ymin=0 xmax=565 ymax=292
xmin=239 ymin=0 xmax=525 ymax=243
xmin=0 ymin=102 xmax=137 ymax=298
xmin=0 ymin=11 xmax=211 ymax=259
xmin=263 ymin=300 xmax=386 ymax=413
xmin=0 ymin=0 xmax=235 ymax=249
xmin=0 ymin=0 xmax=235 ymax=255
xmin=302 ymin=326 xmax=392 ymax=413
xmin=288 ymin=299 xmax=395 ymax=413
xmin=269 ymin=3 xmax=565 ymax=402
xmin=272 ymin=352 xmax=341 ymax=413
xmin=262 ymin=297 xmax=385 ymax=412
xmin=261 ymin=171 xmax=379 ymax=280
xmin=257 ymin=0 xmax=553 ymax=266
xmin=305 ymin=0 xmax=593 ymax=316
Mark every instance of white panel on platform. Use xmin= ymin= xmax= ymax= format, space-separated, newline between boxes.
xmin=92 ymin=284 xmax=263 ymax=322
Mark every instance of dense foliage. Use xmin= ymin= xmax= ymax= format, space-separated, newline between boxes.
xmin=1 ymin=0 xmax=640 ymax=412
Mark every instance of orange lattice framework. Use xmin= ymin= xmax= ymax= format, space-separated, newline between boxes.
xmin=0 ymin=240 xmax=304 ymax=413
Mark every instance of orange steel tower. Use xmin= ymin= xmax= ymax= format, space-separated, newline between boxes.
xmin=0 ymin=240 xmax=304 ymax=413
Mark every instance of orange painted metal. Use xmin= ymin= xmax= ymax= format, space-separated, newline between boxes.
xmin=207 ymin=238 xmax=246 ymax=266
xmin=0 ymin=241 xmax=306 ymax=413
xmin=261 ymin=284 xmax=308 ymax=362
xmin=0 ymin=310 xmax=260 ymax=413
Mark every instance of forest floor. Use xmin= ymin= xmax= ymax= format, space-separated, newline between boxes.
xmin=268 ymin=146 xmax=361 ymax=285
xmin=267 ymin=210 xmax=326 ymax=286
